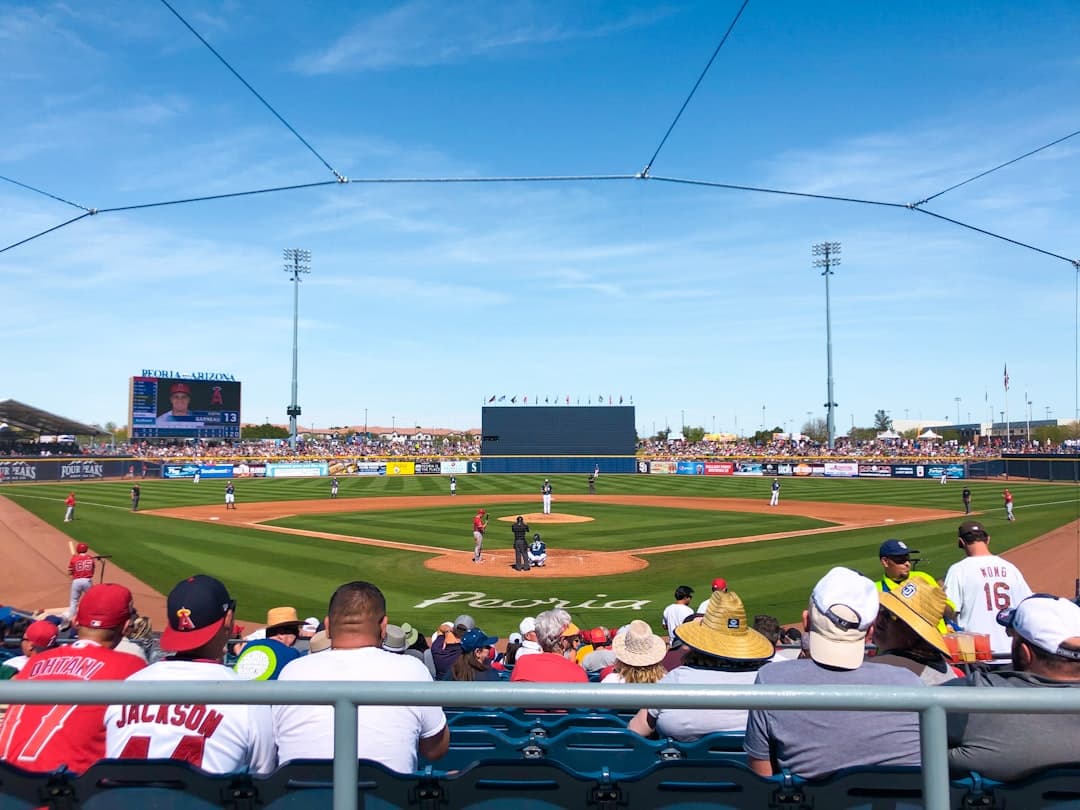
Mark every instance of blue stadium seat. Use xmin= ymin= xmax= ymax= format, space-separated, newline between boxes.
xmin=77 ymin=759 xmax=258 ymax=809
xmin=0 ymin=760 xmax=76 ymax=810
xmin=257 ymin=759 xmax=428 ymax=809
xmin=439 ymin=759 xmax=602 ymax=809
xmin=661 ymin=731 xmax=747 ymax=763
xmin=793 ymin=765 xmax=989 ymax=810
xmin=597 ymin=760 xmax=802 ymax=809
xmin=967 ymin=765 xmax=1080 ymax=809
xmin=533 ymin=728 xmax=672 ymax=778
xmin=420 ymin=727 xmax=543 ymax=773
xmin=447 ymin=710 xmax=537 ymax=736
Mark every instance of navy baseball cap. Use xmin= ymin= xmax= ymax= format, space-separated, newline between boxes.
xmin=460 ymin=628 xmax=498 ymax=653
xmin=879 ymin=539 xmax=918 ymax=558
xmin=160 ymin=575 xmax=234 ymax=652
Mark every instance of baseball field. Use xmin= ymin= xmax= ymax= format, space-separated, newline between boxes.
xmin=2 ymin=474 xmax=1077 ymax=638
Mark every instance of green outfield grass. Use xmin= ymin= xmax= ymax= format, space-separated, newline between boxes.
xmin=265 ymin=501 xmax=833 ymax=551
xmin=3 ymin=475 xmax=1077 ymax=638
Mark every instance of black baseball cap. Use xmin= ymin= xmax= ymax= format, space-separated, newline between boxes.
xmin=160 ymin=575 xmax=234 ymax=652
xmin=958 ymin=521 xmax=988 ymax=541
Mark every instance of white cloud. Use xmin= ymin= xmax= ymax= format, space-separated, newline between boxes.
xmin=295 ymin=1 xmax=672 ymax=74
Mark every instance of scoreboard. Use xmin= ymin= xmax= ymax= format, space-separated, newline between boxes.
xmin=481 ymin=406 xmax=635 ymax=456
xmin=130 ymin=376 xmax=242 ymax=439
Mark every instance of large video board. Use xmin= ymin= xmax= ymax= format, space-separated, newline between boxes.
xmin=130 ymin=376 xmax=242 ymax=439
xmin=481 ymin=406 xmax=635 ymax=455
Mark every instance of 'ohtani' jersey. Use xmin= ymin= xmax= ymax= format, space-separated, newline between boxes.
xmin=0 ymin=641 xmax=146 ymax=773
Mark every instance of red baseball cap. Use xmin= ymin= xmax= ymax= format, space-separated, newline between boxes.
xmin=76 ymin=543 xmax=89 ymax=553
xmin=170 ymin=382 xmax=191 ymax=395
xmin=712 ymin=578 xmax=728 ymax=591
xmin=160 ymin=575 xmax=234 ymax=652
xmin=76 ymin=584 xmax=134 ymax=629
xmin=23 ymin=620 xmax=58 ymax=649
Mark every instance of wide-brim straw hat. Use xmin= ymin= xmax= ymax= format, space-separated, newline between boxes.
xmin=612 ymin=620 xmax=667 ymax=667
xmin=879 ymin=580 xmax=950 ymax=656
xmin=675 ymin=590 xmax=775 ymax=661
xmin=265 ymin=606 xmax=302 ymax=632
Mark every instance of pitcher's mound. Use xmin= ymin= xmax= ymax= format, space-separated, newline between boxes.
xmin=495 ymin=512 xmax=594 ymax=524
xmin=426 ymin=548 xmax=646 ymax=577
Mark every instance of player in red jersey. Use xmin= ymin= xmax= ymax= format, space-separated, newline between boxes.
xmin=68 ymin=542 xmax=95 ymax=620
xmin=471 ymin=509 xmax=488 ymax=563
xmin=0 ymin=584 xmax=145 ymax=773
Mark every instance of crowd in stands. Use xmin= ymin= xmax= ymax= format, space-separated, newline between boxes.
xmin=4 ymin=432 xmax=1077 ymax=460
xmin=636 ymin=436 xmax=1077 ymax=459
xmin=2 ymin=519 xmax=1079 ymax=784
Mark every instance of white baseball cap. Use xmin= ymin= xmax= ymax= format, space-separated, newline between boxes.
xmin=519 ymin=617 xmax=537 ymax=635
xmin=997 ymin=594 xmax=1080 ymax=661
xmin=808 ymin=567 xmax=879 ymax=670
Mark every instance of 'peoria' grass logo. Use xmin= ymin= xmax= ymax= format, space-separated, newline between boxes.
xmin=414 ymin=592 xmax=650 ymax=611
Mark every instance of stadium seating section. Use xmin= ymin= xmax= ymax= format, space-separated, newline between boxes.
xmin=0 ymin=707 xmax=1075 ymax=808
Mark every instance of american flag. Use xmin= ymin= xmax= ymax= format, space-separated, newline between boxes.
xmin=1004 ymin=364 xmax=1010 ymax=392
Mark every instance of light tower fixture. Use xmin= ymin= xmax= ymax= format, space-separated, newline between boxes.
xmin=812 ymin=241 xmax=841 ymax=449
xmin=283 ymin=248 xmax=311 ymax=451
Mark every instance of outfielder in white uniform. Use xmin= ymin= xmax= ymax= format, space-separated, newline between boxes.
xmin=944 ymin=521 xmax=1033 ymax=656
xmin=193 ymin=469 xmax=201 ymax=484
xmin=541 ymin=479 xmax=552 ymax=515
xmin=105 ymin=574 xmax=276 ymax=774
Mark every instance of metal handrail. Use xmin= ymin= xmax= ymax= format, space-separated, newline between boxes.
xmin=2 ymin=679 xmax=1079 ymax=810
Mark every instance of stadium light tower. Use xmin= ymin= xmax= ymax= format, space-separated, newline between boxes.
xmin=812 ymin=241 xmax=840 ymax=449
xmin=284 ymin=248 xmax=311 ymax=451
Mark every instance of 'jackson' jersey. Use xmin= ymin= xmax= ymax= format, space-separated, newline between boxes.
xmin=104 ymin=660 xmax=276 ymax=774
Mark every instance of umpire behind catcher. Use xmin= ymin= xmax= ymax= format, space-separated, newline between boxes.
xmin=512 ymin=516 xmax=531 ymax=572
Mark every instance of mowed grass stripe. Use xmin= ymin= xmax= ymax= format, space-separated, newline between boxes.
xmin=265 ymin=502 xmax=833 ymax=552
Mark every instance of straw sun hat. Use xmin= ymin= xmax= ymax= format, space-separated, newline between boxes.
xmin=675 ymin=590 xmax=775 ymax=661
xmin=612 ymin=620 xmax=667 ymax=667
xmin=878 ymin=579 xmax=950 ymax=655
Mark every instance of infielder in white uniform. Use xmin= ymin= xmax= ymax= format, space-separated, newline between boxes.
xmin=105 ymin=575 xmax=276 ymax=774
xmin=943 ymin=521 xmax=1033 ymax=656
xmin=541 ymin=479 xmax=552 ymax=515
xmin=769 ymin=478 xmax=780 ymax=506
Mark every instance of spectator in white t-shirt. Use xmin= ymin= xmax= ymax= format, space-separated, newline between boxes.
xmin=661 ymin=586 xmax=695 ymax=642
xmin=273 ymin=581 xmax=449 ymax=772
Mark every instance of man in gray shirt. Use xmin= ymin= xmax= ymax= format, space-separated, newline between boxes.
xmin=947 ymin=594 xmax=1080 ymax=781
xmin=745 ymin=567 xmax=924 ymax=779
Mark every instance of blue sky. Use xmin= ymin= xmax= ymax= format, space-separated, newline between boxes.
xmin=3 ymin=0 xmax=1078 ymax=437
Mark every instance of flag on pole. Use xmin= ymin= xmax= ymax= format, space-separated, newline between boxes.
xmin=1004 ymin=364 xmax=1010 ymax=391
xmin=608 ymin=395 xmax=613 ymax=405
xmin=524 ymin=396 xmax=528 ymax=404
xmin=488 ymin=395 xmax=496 ymax=403
xmin=619 ymin=395 xmax=623 ymax=404
xmin=566 ymin=395 xmax=570 ymax=404
xmin=498 ymin=395 xmax=506 ymax=402
xmin=510 ymin=396 xmax=517 ymax=404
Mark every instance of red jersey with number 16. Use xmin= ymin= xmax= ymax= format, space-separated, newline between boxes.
xmin=0 ymin=640 xmax=146 ymax=772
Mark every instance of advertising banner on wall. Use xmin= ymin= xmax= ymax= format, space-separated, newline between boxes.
xmin=415 ymin=461 xmax=442 ymax=475
xmin=234 ymin=463 xmax=266 ymax=478
xmin=676 ymin=461 xmax=705 ymax=475
xmin=57 ymin=460 xmax=106 ymax=480
xmin=351 ymin=462 xmax=386 ymax=476
xmin=265 ymin=462 xmax=328 ymax=478
xmin=163 ymin=463 xmax=235 ymax=480
xmin=891 ymin=465 xmax=919 ymax=478
xmin=704 ymin=461 xmax=734 ymax=476
xmin=824 ymin=461 xmax=860 ymax=478
xmin=0 ymin=461 xmax=41 ymax=482
xmin=734 ymin=461 xmax=764 ymax=476
xmin=650 ymin=461 xmax=677 ymax=475
xmin=859 ymin=464 xmax=893 ymax=478
xmin=385 ymin=461 xmax=416 ymax=476
xmin=441 ymin=460 xmax=470 ymax=475
xmin=635 ymin=460 xmax=651 ymax=474
xmin=927 ymin=464 xmax=966 ymax=480
xmin=792 ymin=463 xmax=813 ymax=477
